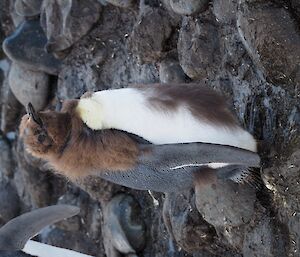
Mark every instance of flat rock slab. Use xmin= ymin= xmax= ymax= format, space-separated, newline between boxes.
xmin=2 ymin=19 xmax=62 ymax=75
xmin=237 ymin=3 xmax=300 ymax=92
xmin=195 ymin=180 xmax=256 ymax=227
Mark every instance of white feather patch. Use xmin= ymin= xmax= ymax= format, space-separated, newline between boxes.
xmin=170 ymin=163 xmax=229 ymax=170
xmin=78 ymin=88 xmax=257 ymax=152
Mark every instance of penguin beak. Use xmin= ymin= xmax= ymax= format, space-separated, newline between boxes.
xmin=27 ymin=103 xmax=43 ymax=127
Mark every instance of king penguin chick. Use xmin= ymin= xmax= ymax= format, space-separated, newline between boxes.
xmin=19 ymin=83 xmax=260 ymax=192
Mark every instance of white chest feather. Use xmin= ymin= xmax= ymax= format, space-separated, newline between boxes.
xmin=77 ymin=88 xmax=257 ymax=152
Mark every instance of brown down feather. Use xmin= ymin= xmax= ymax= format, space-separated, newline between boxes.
xmin=19 ymin=100 xmax=139 ymax=180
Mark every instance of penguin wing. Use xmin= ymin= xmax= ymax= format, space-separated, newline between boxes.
xmin=137 ymin=142 xmax=260 ymax=169
xmin=99 ymin=142 xmax=260 ymax=192
xmin=0 ymin=205 xmax=80 ymax=251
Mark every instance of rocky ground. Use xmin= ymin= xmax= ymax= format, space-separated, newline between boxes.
xmin=0 ymin=0 xmax=299 ymax=256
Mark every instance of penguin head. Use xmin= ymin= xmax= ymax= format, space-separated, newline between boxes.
xmin=19 ymin=102 xmax=72 ymax=159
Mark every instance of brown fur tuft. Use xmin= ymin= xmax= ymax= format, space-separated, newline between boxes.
xmin=19 ymin=99 xmax=139 ymax=180
xmin=135 ymin=84 xmax=238 ymax=127
xmin=193 ymin=167 xmax=218 ymax=187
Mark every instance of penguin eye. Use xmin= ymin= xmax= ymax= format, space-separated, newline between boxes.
xmin=38 ymin=134 xmax=47 ymax=143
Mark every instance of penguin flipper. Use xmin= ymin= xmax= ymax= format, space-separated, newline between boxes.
xmin=0 ymin=205 xmax=80 ymax=251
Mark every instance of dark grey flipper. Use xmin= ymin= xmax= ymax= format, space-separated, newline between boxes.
xmin=98 ymin=142 xmax=260 ymax=192
xmin=0 ymin=205 xmax=80 ymax=251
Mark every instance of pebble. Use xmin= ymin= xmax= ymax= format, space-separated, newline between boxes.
xmin=159 ymin=59 xmax=187 ymax=83
xmin=170 ymin=0 xmax=209 ymax=15
xmin=40 ymin=0 xmax=101 ymax=53
xmin=9 ymin=62 xmax=49 ymax=111
xmin=14 ymin=0 xmax=42 ymax=17
xmin=2 ymin=19 xmax=62 ymax=75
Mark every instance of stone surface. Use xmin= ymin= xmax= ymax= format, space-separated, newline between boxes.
xmin=159 ymin=58 xmax=187 ymax=83
xmin=0 ymin=76 xmax=23 ymax=133
xmin=195 ymin=180 xmax=256 ymax=227
xmin=0 ymin=138 xmax=13 ymax=177
xmin=178 ymin=16 xmax=221 ymax=80
xmin=169 ymin=0 xmax=209 ymax=16
xmin=291 ymin=0 xmax=300 ymax=19
xmin=41 ymin=227 xmax=100 ymax=256
xmin=0 ymin=179 xmax=20 ymax=225
xmin=2 ymin=19 xmax=62 ymax=75
xmin=237 ymin=2 xmax=300 ymax=92
xmin=212 ymin=0 xmax=237 ymax=24
xmin=262 ymin=149 xmax=300 ymax=256
xmin=15 ymin=0 xmax=43 ymax=17
xmin=9 ymin=63 xmax=49 ymax=111
xmin=128 ymin=7 xmax=172 ymax=63
xmin=103 ymin=194 xmax=146 ymax=254
xmin=243 ymin=215 xmax=286 ymax=257
xmin=40 ymin=0 xmax=101 ymax=53
xmin=163 ymin=191 xmax=216 ymax=253
xmin=106 ymin=0 xmax=135 ymax=8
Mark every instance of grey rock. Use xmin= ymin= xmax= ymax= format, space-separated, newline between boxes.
xmin=41 ymin=227 xmax=98 ymax=256
xmin=75 ymin=176 xmax=120 ymax=203
xmin=178 ymin=16 xmax=221 ymax=80
xmin=104 ymin=194 xmax=146 ymax=254
xmin=243 ymin=215 xmax=286 ymax=257
xmin=212 ymin=0 xmax=237 ymax=24
xmin=237 ymin=3 xmax=300 ymax=92
xmin=0 ymin=139 xmax=13 ymax=177
xmin=195 ymin=180 xmax=256 ymax=227
xmin=0 ymin=179 xmax=20 ymax=226
xmin=106 ymin=0 xmax=135 ymax=8
xmin=262 ymin=149 xmax=300 ymax=256
xmin=291 ymin=0 xmax=300 ymax=19
xmin=159 ymin=59 xmax=187 ymax=83
xmin=2 ymin=19 xmax=62 ymax=75
xmin=14 ymin=0 xmax=43 ymax=17
xmin=0 ymin=76 xmax=23 ymax=133
xmin=0 ymin=0 xmax=21 ymax=30
xmin=9 ymin=63 xmax=49 ymax=111
xmin=163 ymin=191 xmax=216 ymax=253
xmin=128 ymin=7 xmax=172 ymax=63
xmin=170 ymin=0 xmax=209 ymax=16
xmin=40 ymin=0 xmax=101 ymax=53
xmin=10 ymin=5 xmax=25 ymax=28
xmin=0 ymin=26 xmax=5 ymax=59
